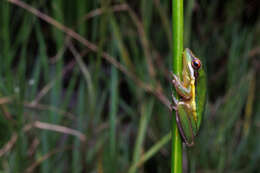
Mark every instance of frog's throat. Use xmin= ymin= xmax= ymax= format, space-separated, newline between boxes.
xmin=191 ymin=79 xmax=197 ymax=123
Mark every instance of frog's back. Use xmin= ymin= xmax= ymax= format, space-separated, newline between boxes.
xmin=195 ymin=69 xmax=207 ymax=130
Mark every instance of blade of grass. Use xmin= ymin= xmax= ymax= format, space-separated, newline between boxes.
xmin=72 ymin=81 xmax=85 ymax=173
xmin=184 ymin=0 xmax=194 ymax=46
xmin=110 ymin=16 xmax=135 ymax=72
xmin=129 ymin=131 xmax=171 ymax=172
xmin=153 ymin=0 xmax=172 ymax=48
xmin=171 ymin=0 xmax=183 ymax=173
xmin=129 ymin=99 xmax=154 ymax=173
xmin=7 ymin=0 xmax=173 ymax=112
xmin=108 ymin=66 xmax=118 ymax=173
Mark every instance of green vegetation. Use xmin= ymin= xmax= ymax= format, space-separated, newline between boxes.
xmin=171 ymin=0 xmax=183 ymax=172
xmin=0 ymin=0 xmax=259 ymax=172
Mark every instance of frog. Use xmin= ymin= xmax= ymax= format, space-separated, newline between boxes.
xmin=171 ymin=48 xmax=207 ymax=146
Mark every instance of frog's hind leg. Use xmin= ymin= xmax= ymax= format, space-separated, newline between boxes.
xmin=171 ymin=93 xmax=178 ymax=111
xmin=176 ymin=111 xmax=192 ymax=146
xmin=175 ymin=103 xmax=195 ymax=146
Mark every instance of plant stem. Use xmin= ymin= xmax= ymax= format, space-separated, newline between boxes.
xmin=171 ymin=0 xmax=183 ymax=173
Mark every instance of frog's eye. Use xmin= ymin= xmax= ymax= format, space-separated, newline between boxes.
xmin=192 ymin=59 xmax=201 ymax=70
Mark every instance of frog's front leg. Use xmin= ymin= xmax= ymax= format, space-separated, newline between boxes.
xmin=170 ymin=72 xmax=192 ymax=99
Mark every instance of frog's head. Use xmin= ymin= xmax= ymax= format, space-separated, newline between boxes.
xmin=183 ymin=48 xmax=202 ymax=81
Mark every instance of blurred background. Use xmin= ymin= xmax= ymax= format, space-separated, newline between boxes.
xmin=0 ymin=0 xmax=259 ymax=172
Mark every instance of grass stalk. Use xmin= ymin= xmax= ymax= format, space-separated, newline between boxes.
xmin=129 ymin=132 xmax=171 ymax=171
xmin=129 ymin=100 xmax=154 ymax=173
xmin=2 ymin=0 xmax=258 ymax=172
xmin=171 ymin=0 xmax=183 ymax=173
xmin=109 ymin=66 xmax=118 ymax=173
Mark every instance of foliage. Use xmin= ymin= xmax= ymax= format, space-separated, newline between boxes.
xmin=0 ymin=0 xmax=259 ymax=172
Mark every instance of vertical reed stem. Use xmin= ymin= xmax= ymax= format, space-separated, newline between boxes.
xmin=171 ymin=0 xmax=183 ymax=172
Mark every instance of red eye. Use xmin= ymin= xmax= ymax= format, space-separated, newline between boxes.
xmin=192 ymin=59 xmax=201 ymax=70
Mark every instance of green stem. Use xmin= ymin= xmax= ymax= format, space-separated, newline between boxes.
xmin=171 ymin=0 xmax=183 ymax=173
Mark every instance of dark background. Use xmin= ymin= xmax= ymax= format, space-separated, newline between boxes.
xmin=0 ymin=0 xmax=259 ymax=172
